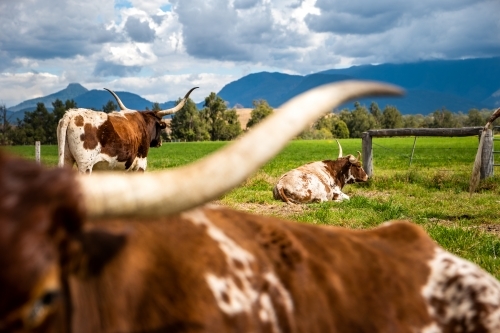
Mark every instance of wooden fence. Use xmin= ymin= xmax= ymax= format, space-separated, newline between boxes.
xmin=361 ymin=127 xmax=493 ymax=178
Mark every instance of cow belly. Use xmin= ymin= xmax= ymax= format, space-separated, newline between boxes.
xmin=276 ymin=170 xmax=333 ymax=203
xmin=93 ymin=156 xmax=147 ymax=172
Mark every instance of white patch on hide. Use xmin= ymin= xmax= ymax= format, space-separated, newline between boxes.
xmin=421 ymin=247 xmax=500 ymax=332
xmin=183 ymin=209 xmax=293 ymax=332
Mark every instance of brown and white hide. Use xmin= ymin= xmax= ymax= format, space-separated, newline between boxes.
xmin=273 ymin=155 xmax=368 ymax=204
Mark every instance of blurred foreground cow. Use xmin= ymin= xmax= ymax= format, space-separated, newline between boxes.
xmin=57 ymin=87 xmax=198 ymax=173
xmin=273 ymin=140 xmax=368 ymax=203
xmin=2 ymin=82 xmax=500 ymax=333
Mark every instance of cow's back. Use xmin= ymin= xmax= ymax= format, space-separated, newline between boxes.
xmin=69 ymin=207 xmax=500 ymax=332
xmin=274 ymin=162 xmax=338 ymax=203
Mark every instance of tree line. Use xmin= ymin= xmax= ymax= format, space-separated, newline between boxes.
xmin=0 ymin=94 xmax=496 ymax=145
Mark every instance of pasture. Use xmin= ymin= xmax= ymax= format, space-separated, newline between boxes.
xmin=5 ymin=136 xmax=500 ymax=278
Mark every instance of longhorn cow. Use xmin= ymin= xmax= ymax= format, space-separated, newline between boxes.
xmin=273 ymin=140 xmax=368 ymax=203
xmin=2 ymin=81 xmax=500 ymax=333
xmin=56 ymin=87 xmax=198 ymax=173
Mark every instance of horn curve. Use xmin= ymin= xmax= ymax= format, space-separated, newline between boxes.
xmin=156 ymin=87 xmax=199 ymax=116
xmin=104 ymin=88 xmax=130 ymax=111
xmin=348 ymin=151 xmax=361 ymax=163
xmin=336 ymin=139 xmax=343 ymax=159
xmin=79 ymin=81 xmax=403 ymax=219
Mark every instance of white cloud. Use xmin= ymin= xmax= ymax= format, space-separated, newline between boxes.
xmin=0 ymin=0 xmax=499 ymax=107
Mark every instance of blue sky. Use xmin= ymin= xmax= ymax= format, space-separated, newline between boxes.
xmin=0 ymin=0 xmax=499 ymax=107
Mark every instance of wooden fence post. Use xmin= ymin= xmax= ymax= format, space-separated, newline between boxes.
xmin=35 ymin=141 xmax=41 ymax=164
xmin=362 ymin=132 xmax=373 ymax=177
xmin=480 ymin=129 xmax=493 ymax=179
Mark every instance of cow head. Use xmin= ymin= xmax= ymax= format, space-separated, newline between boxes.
xmin=336 ymin=140 xmax=369 ymax=184
xmin=104 ymin=87 xmax=199 ymax=148
xmin=0 ymin=153 xmax=84 ymax=332
xmin=145 ymin=112 xmax=168 ymax=148
xmin=0 ymin=81 xmax=402 ymax=332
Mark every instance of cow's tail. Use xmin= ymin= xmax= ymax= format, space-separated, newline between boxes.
xmin=273 ymin=185 xmax=293 ymax=205
xmin=57 ymin=115 xmax=71 ymax=168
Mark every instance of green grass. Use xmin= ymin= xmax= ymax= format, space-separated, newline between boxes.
xmin=4 ymin=137 xmax=500 ymax=278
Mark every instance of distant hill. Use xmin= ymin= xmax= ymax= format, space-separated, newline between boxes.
xmin=8 ymin=83 xmax=88 ymax=112
xmin=218 ymin=57 xmax=500 ymax=114
xmin=74 ymin=90 xmax=153 ymax=110
xmin=6 ymin=57 xmax=500 ymax=117
xmin=6 ymin=84 xmax=181 ymax=121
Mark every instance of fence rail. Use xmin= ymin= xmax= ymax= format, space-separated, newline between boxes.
xmin=362 ymin=127 xmax=493 ymax=178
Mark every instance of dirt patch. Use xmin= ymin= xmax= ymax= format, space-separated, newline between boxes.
xmin=427 ymin=218 xmax=500 ymax=237
xmin=478 ymin=224 xmax=500 ymax=236
xmin=357 ymin=191 xmax=391 ymax=200
xmin=211 ymin=200 xmax=306 ymax=219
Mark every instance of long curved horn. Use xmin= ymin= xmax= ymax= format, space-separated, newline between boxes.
xmin=349 ymin=151 xmax=361 ymax=163
xmin=156 ymin=87 xmax=199 ymax=117
xmin=103 ymin=88 xmax=130 ymax=111
xmin=79 ymin=81 xmax=403 ymax=219
xmin=336 ymin=139 xmax=343 ymax=159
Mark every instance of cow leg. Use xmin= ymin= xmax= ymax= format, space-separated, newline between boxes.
xmin=77 ymin=163 xmax=93 ymax=174
xmin=332 ymin=190 xmax=350 ymax=202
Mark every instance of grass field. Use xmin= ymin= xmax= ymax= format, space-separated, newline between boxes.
xmin=5 ymin=136 xmax=500 ymax=278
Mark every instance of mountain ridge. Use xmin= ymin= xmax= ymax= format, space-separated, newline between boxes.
xmin=6 ymin=57 xmax=500 ymax=121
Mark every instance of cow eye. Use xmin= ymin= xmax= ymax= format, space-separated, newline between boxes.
xmin=25 ymin=289 xmax=61 ymax=328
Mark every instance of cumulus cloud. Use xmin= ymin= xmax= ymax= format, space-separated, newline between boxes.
xmin=0 ymin=0 xmax=116 ymax=64
xmin=93 ymin=60 xmax=142 ymax=77
xmin=125 ymin=16 xmax=156 ymax=42
xmin=233 ymin=0 xmax=259 ymax=10
xmin=1 ymin=0 xmax=500 ymax=107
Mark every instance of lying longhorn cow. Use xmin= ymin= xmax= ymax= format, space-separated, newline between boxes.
xmin=57 ymin=87 xmax=198 ymax=173
xmin=273 ymin=140 xmax=367 ymax=203
xmin=3 ymin=81 xmax=500 ymax=333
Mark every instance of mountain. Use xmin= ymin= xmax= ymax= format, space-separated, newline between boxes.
xmin=6 ymin=57 xmax=500 ymax=117
xmin=8 ymin=83 xmax=88 ymax=112
xmin=74 ymin=90 xmax=152 ymax=110
xmin=219 ymin=57 xmax=500 ymax=114
xmin=218 ymin=72 xmax=304 ymax=107
xmin=5 ymin=84 xmax=179 ymax=122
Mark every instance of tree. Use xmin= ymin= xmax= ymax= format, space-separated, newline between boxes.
xmin=20 ymin=103 xmax=56 ymax=144
xmin=102 ymin=100 xmax=117 ymax=113
xmin=65 ymin=99 xmax=77 ymax=110
xmin=314 ymin=114 xmax=349 ymax=138
xmin=152 ymin=102 xmax=161 ymax=111
xmin=0 ymin=104 xmax=11 ymax=145
xmin=403 ymin=114 xmax=425 ymax=128
xmin=170 ymin=98 xmax=209 ymax=142
xmin=381 ymin=105 xmax=403 ymax=129
xmin=218 ymin=109 xmax=242 ymax=140
xmin=430 ymin=108 xmax=459 ymax=128
xmin=339 ymin=102 xmax=377 ymax=138
xmin=246 ymin=100 xmax=273 ymax=129
xmin=370 ymin=102 xmax=382 ymax=128
xmin=201 ymin=93 xmax=241 ymax=141
xmin=465 ymin=109 xmax=486 ymax=127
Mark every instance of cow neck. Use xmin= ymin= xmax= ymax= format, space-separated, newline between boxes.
xmin=322 ymin=158 xmax=350 ymax=188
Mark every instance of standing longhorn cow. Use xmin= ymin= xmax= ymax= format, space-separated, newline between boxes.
xmin=273 ymin=140 xmax=368 ymax=203
xmin=57 ymin=87 xmax=198 ymax=173
xmin=3 ymin=81 xmax=500 ymax=333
